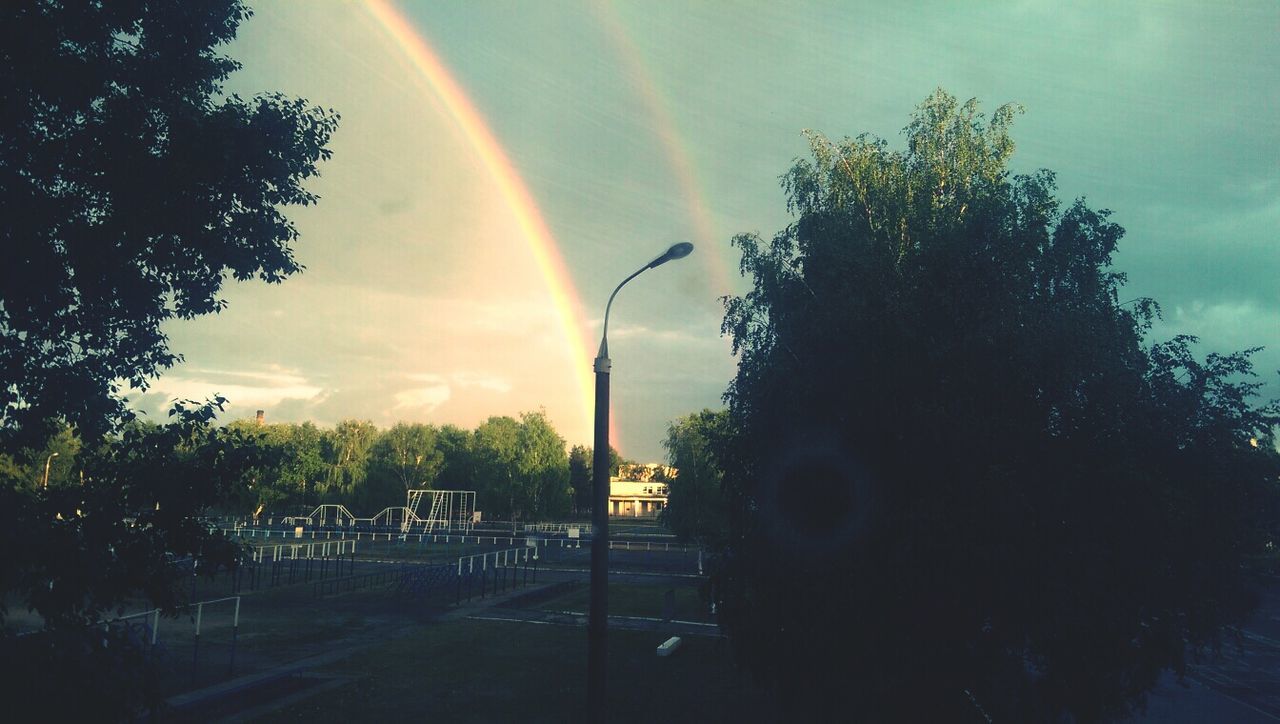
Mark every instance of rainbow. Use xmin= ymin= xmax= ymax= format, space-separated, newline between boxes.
xmin=361 ymin=0 xmax=599 ymax=445
xmin=591 ymin=0 xmax=736 ymax=297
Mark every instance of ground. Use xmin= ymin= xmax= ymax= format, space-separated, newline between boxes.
xmin=94 ymin=525 xmax=1280 ymax=722
xmin=264 ymin=618 xmax=762 ymax=723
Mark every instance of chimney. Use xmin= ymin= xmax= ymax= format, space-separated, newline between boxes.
xmin=255 ymin=410 xmax=265 ymax=426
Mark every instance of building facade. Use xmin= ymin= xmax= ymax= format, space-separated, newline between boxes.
xmin=607 ymin=464 xmax=675 ymax=517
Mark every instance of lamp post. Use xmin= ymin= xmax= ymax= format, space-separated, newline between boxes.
xmin=588 ymin=242 xmax=694 ymax=720
xmin=42 ymin=452 xmax=59 ymax=488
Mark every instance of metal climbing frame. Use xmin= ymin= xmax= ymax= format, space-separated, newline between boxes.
xmin=369 ymin=506 xmax=415 ymax=529
xmin=283 ymin=504 xmax=356 ymax=528
xmin=404 ymin=489 xmax=476 ymax=533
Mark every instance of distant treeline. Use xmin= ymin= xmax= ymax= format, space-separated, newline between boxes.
xmin=5 ymin=410 xmax=628 ymax=521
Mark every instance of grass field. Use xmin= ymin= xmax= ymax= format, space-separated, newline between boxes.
xmin=536 ymin=581 xmax=710 ymax=622
xmin=261 ymin=617 xmax=772 ymax=723
xmin=121 ymin=529 xmax=723 ymax=719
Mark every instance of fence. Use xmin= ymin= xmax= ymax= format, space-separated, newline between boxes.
xmin=452 ymin=547 xmax=538 ymax=605
xmin=307 ymin=547 xmax=539 ymax=607
xmin=106 ymin=595 xmax=242 ymax=690
xmin=312 ymin=566 xmax=402 ymax=598
xmin=222 ymin=526 xmax=696 ymax=554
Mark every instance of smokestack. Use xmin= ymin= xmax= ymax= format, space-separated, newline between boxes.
xmin=255 ymin=410 xmax=265 ymax=426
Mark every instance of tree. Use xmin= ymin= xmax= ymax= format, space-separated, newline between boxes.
xmin=516 ymin=410 xmax=571 ymax=520
xmin=436 ymin=423 xmax=475 ymax=492
xmin=0 ymin=400 xmax=261 ymax=719
xmin=276 ymin=421 xmax=327 ymax=510
xmin=223 ymin=418 xmax=287 ymax=515
xmin=568 ymin=443 xmax=623 ymax=515
xmin=0 ymin=0 xmax=339 ymax=445
xmin=660 ymin=409 xmax=728 ymax=545
xmin=715 ymin=89 xmax=1280 ymax=721
xmin=367 ymin=422 xmax=443 ymax=509
xmin=472 ymin=412 xmax=571 ymax=521
xmin=0 ymin=424 xmax=85 ymax=489
xmin=0 ymin=1 xmax=337 ymax=716
xmin=568 ymin=444 xmax=591 ymax=514
xmin=219 ymin=419 xmax=328 ymax=515
xmin=322 ymin=419 xmax=377 ymax=503
xmin=472 ymin=416 xmax=521 ymax=519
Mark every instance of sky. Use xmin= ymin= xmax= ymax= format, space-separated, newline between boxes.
xmin=132 ymin=0 xmax=1280 ymax=462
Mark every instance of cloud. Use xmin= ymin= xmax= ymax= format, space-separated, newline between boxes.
xmin=394 ymin=374 xmax=452 ymax=413
xmin=1151 ymin=299 xmax=1280 ymax=402
xmin=126 ymin=365 xmax=325 ymax=412
xmin=609 ymin=324 xmax=697 ymax=343
xmin=1160 ymin=300 xmax=1280 ymax=352
xmin=391 ymin=371 xmax=509 ymax=415
xmin=183 ymin=365 xmax=314 ymax=388
xmin=451 ymin=371 xmax=512 ymax=393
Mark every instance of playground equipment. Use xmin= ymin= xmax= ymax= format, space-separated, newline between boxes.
xmin=282 ymin=503 xmax=355 ymax=528
xmin=404 ymin=489 xmax=476 ymax=533
xmin=282 ymin=490 xmax=476 ymax=533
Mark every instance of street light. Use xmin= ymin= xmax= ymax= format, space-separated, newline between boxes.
xmin=42 ymin=452 xmax=59 ymax=488
xmin=589 ymin=242 xmax=694 ymax=720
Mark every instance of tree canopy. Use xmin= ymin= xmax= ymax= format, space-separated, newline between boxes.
xmin=568 ymin=443 xmax=623 ymax=515
xmin=0 ymin=1 xmax=337 ymax=717
xmin=715 ymin=89 xmax=1280 ymax=721
xmin=471 ymin=411 xmax=572 ymax=521
xmin=0 ymin=400 xmax=257 ymax=718
xmin=0 ymin=0 xmax=339 ymax=444
xmin=660 ymin=409 xmax=729 ymax=546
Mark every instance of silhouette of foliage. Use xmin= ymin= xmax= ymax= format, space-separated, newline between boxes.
xmin=0 ymin=0 xmax=338 ymax=446
xmin=715 ymin=89 xmax=1280 ymax=721
xmin=0 ymin=399 xmax=264 ymax=719
xmin=569 ymin=443 xmax=622 ymax=515
xmin=0 ymin=0 xmax=336 ymax=717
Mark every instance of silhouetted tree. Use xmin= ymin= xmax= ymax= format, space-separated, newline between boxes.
xmin=0 ymin=0 xmax=336 ymax=717
xmin=436 ymin=423 xmax=476 ymax=491
xmin=0 ymin=0 xmax=338 ymax=446
xmin=569 ymin=444 xmax=592 ymax=514
xmin=568 ymin=443 xmax=623 ymax=515
xmin=715 ymin=89 xmax=1280 ymax=722
xmin=0 ymin=400 xmax=263 ymax=719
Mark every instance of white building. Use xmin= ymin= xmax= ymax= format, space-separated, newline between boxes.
xmin=607 ymin=464 xmax=675 ymax=517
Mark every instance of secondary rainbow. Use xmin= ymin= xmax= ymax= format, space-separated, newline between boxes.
xmin=362 ymin=0 xmax=600 ymax=445
xmin=592 ymin=0 xmax=736 ymax=297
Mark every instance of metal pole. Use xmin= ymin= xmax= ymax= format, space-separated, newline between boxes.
xmin=42 ymin=452 xmax=58 ymax=488
xmin=589 ymin=350 xmax=611 ymax=721
xmin=230 ymin=598 xmax=240 ymax=675
xmin=192 ymin=603 xmax=203 ymax=686
xmin=585 ymin=243 xmax=693 ymax=722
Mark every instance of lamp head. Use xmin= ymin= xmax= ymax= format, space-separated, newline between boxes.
xmin=648 ymin=242 xmax=695 ymax=269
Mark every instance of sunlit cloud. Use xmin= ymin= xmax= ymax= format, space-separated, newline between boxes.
xmin=394 ymin=374 xmax=452 ymax=413
xmin=128 ymin=366 xmax=327 ymax=414
xmin=609 ymin=324 xmax=702 ymax=344
xmin=451 ymin=371 xmax=513 ymax=393
xmin=183 ymin=365 xmax=313 ymax=388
